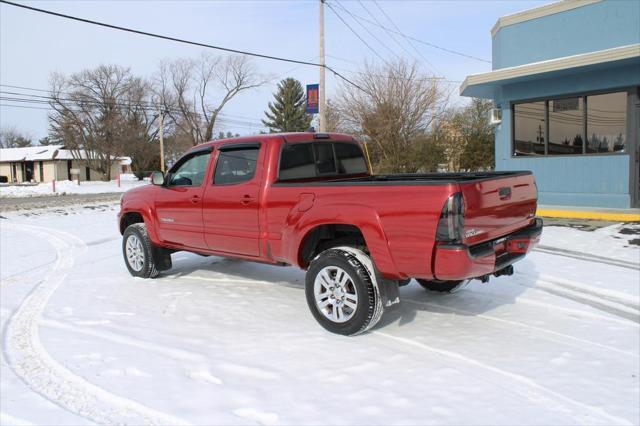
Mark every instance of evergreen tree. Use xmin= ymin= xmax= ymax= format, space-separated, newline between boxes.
xmin=262 ymin=78 xmax=312 ymax=132
xmin=39 ymin=136 xmax=53 ymax=146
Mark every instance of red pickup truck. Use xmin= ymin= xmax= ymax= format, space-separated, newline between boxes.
xmin=119 ymin=132 xmax=542 ymax=335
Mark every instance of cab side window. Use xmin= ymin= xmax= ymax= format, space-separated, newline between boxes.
xmin=214 ymin=147 xmax=260 ymax=185
xmin=169 ymin=151 xmax=211 ymax=187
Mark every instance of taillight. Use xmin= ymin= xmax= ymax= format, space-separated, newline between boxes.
xmin=436 ymin=192 xmax=465 ymax=243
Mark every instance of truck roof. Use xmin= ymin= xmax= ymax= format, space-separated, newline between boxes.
xmin=193 ymin=132 xmax=357 ymax=151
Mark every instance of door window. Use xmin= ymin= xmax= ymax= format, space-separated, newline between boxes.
xmin=213 ymin=147 xmax=259 ymax=185
xmin=169 ymin=151 xmax=211 ymax=186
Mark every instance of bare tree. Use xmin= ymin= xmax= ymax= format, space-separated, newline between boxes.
xmin=48 ymin=65 xmax=159 ymax=180
xmin=324 ymin=99 xmax=345 ymax=133
xmin=155 ymin=54 xmax=264 ymax=146
xmin=336 ymin=60 xmax=448 ymax=173
xmin=0 ymin=126 xmax=32 ymax=148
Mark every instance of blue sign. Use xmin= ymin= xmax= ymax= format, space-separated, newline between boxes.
xmin=306 ymin=84 xmax=319 ymax=114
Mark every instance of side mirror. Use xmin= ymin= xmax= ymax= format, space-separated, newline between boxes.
xmin=150 ymin=171 xmax=165 ymax=186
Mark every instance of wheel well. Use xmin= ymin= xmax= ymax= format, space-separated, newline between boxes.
xmin=299 ymin=224 xmax=366 ymax=267
xmin=120 ymin=212 xmax=144 ymax=234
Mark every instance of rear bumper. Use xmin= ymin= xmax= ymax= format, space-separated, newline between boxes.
xmin=433 ymin=218 xmax=543 ymax=281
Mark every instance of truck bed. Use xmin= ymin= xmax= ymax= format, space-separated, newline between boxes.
xmin=275 ymin=171 xmax=532 ymax=186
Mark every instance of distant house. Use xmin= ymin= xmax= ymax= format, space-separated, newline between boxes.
xmin=0 ymin=145 xmax=131 ymax=183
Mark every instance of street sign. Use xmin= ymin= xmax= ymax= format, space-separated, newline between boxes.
xmin=306 ymin=84 xmax=319 ymax=114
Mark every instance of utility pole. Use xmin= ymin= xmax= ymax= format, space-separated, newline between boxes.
xmin=157 ymin=104 xmax=166 ymax=173
xmin=319 ymin=0 xmax=326 ymax=132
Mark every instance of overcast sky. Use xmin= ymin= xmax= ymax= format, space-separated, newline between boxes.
xmin=0 ymin=0 xmax=550 ymax=141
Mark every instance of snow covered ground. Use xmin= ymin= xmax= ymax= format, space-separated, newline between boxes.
xmin=1 ymin=203 xmax=638 ymax=426
xmin=0 ymin=176 xmax=147 ymax=198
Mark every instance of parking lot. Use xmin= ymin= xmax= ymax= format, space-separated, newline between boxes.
xmin=1 ymin=200 xmax=638 ymax=425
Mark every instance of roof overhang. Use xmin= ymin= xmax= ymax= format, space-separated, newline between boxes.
xmin=460 ymin=44 xmax=640 ymax=98
xmin=491 ymin=0 xmax=602 ymax=37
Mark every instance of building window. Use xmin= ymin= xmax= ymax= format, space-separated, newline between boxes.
xmin=549 ymin=97 xmax=584 ymax=155
xmin=513 ymin=101 xmax=546 ymax=156
xmin=512 ymin=90 xmax=628 ymax=157
xmin=586 ymin=92 xmax=626 ymax=153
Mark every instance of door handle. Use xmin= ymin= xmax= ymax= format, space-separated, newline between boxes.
xmin=190 ymin=195 xmax=201 ymax=204
xmin=240 ymin=195 xmax=255 ymax=205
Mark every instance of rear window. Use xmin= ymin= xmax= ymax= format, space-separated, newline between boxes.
xmin=279 ymin=142 xmax=367 ymax=181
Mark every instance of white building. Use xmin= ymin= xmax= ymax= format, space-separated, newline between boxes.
xmin=0 ymin=145 xmax=131 ymax=183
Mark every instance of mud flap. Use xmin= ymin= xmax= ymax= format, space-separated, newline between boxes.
xmin=151 ymin=246 xmax=172 ymax=271
xmin=376 ymin=273 xmax=401 ymax=312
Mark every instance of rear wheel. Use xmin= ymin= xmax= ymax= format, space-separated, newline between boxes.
xmin=416 ymin=279 xmax=470 ymax=293
xmin=305 ymin=249 xmax=382 ymax=336
xmin=122 ymin=223 xmax=160 ymax=278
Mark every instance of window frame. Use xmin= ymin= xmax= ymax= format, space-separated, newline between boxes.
xmin=511 ymin=87 xmax=633 ymax=158
xmin=212 ymin=142 xmax=261 ymax=186
xmin=276 ymin=141 xmax=368 ymax=182
xmin=165 ymin=146 xmax=213 ymax=187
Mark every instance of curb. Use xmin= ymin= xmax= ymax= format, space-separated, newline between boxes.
xmin=537 ymin=208 xmax=640 ymax=222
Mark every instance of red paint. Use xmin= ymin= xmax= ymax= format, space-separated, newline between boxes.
xmin=119 ymin=133 xmax=541 ymax=281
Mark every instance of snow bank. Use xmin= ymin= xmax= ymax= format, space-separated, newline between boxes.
xmin=0 ymin=179 xmax=148 ymax=198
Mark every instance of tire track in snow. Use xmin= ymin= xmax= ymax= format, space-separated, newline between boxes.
xmin=513 ymin=273 xmax=640 ymax=324
xmin=533 ymin=245 xmax=639 ymax=271
xmin=462 ymin=287 xmax=639 ymax=328
xmin=374 ymin=331 xmax=633 ymax=426
xmin=2 ymin=223 xmax=190 ymax=425
xmin=404 ymin=298 xmax=638 ymax=358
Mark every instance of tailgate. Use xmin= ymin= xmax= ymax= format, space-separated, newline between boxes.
xmin=459 ymin=172 xmax=537 ymax=246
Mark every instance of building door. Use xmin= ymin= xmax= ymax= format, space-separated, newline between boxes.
xmin=39 ymin=161 xmax=44 ymax=182
xmin=24 ymin=161 xmax=34 ymax=182
xmin=67 ymin=160 xmax=72 ymax=180
xmin=85 ymin=166 xmax=91 ymax=181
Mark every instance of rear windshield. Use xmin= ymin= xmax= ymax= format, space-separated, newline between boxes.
xmin=279 ymin=142 xmax=368 ymax=181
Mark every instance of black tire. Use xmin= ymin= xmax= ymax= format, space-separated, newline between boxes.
xmin=122 ymin=223 xmax=160 ymax=279
xmin=416 ymin=279 xmax=465 ymax=293
xmin=305 ymin=249 xmax=382 ymax=336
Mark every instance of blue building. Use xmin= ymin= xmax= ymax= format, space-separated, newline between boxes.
xmin=461 ymin=0 xmax=639 ymax=209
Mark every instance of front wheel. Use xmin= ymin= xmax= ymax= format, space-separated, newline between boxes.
xmin=305 ymin=249 xmax=382 ymax=336
xmin=122 ymin=223 xmax=160 ymax=278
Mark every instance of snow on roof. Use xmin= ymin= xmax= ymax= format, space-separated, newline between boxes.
xmin=0 ymin=145 xmax=129 ymax=163
xmin=0 ymin=145 xmax=64 ymax=162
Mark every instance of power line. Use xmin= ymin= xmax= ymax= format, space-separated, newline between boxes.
xmin=0 ymin=91 xmax=268 ymax=129
xmin=0 ymin=86 xmax=267 ymax=124
xmin=351 ymin=0 xmax=440 ymax=75
xmin=0 ymin=103 xmax=264 ymax=131
xmin=324 ymin=67 xmax=461 ymax=83
xmin=333 ymin=1 xmax=401 ymax=65
xmin=370 ymin=0 xmax=441 ymax=75
xmin=0 ymin=0 xmax=369 ymax=95
xmin=328 ymin=0 xmax=491 ymax=64
xmin=324 ymin=1 xmax=389 ymax=65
